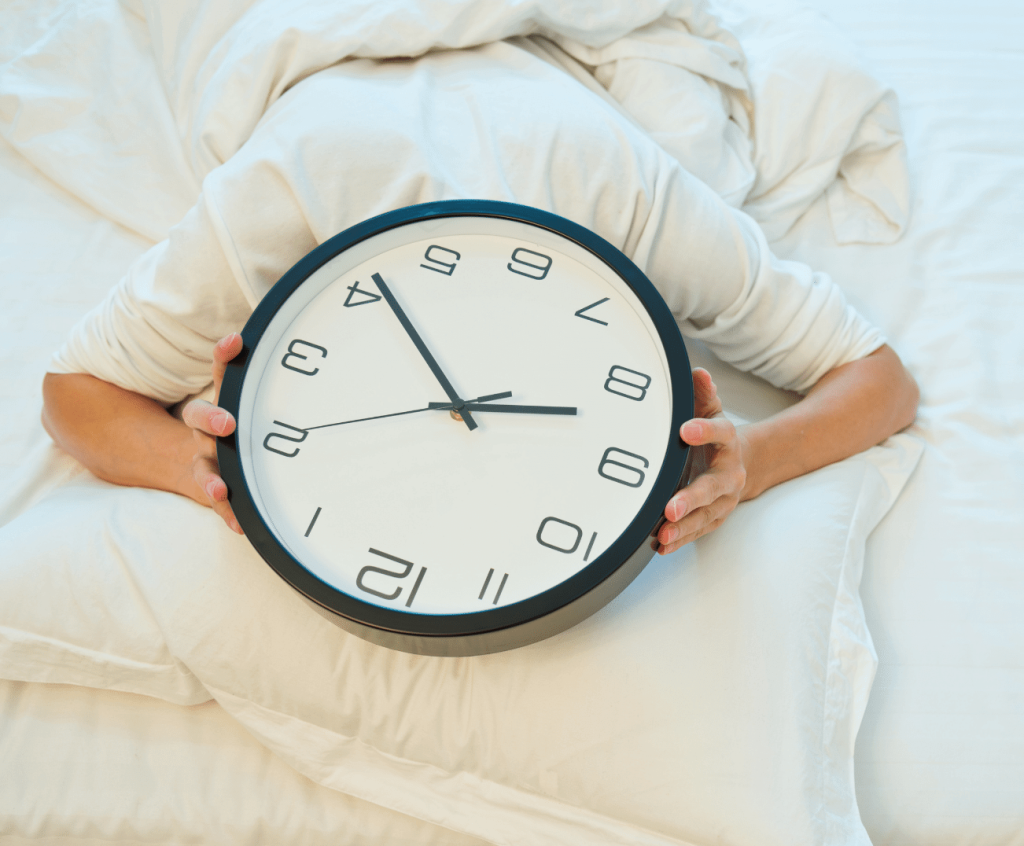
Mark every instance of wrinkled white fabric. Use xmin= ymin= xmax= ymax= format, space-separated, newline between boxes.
xmin=0 ymin=0 xmax=906 ymax=245
xmin=48 ymin=42 xmax=884 ymax=403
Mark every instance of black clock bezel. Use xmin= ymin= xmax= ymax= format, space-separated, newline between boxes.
xmin=218 ymin=200 xmax=693 ymax=655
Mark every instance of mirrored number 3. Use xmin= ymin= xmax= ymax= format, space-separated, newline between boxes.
xmin=281 ymin=339 xmax=327 ymax=375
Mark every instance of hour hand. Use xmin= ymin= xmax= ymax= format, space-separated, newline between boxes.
xmin=429 ymin=401 xmax=577 ymax=416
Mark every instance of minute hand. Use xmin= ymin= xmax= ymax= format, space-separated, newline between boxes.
xmin=428 ymin=402 xmax=577 ymax=416
xmin=372 ymin=272 xmax=476 ymax=431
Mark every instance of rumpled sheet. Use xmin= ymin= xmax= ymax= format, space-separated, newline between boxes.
xmin=0 ymin=0 xmax=907 ymax=247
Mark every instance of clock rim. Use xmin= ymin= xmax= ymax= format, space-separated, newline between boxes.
xmin=217 ymin=200 xmax=693 ymax=653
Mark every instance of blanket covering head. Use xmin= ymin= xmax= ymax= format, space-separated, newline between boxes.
xmin=0 ymin=0 xmax=906 ymax=245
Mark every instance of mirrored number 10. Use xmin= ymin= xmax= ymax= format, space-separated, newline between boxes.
xmin=536 ymin=516 xmax=598 ymax=562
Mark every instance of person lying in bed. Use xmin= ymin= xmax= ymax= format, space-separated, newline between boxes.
xmin=36 ymin=42 xmax=918 ymax=555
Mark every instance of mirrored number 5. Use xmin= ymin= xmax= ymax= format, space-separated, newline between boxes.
xmin=421 ymin=245 xmax=461 ymax=276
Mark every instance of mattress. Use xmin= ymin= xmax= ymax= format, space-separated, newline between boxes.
xmin=779 ymin=0 xmax=1024 ymax=841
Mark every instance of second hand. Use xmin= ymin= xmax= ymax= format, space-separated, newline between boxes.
xmin=305 ymin=392 xmax=513 ymax=432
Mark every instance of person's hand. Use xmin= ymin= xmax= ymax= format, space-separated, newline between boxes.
xmin=181 ymin=333 xmax=245 ymax=534
xmin=655 ymin=368 xmax=750 ymax=555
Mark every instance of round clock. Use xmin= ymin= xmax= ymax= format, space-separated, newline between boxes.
xmin=218 ymin=200 xmax=694 ymax=656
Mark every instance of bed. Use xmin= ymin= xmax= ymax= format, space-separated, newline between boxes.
xmin=1 ymin=0 xmax=1021 ymax=844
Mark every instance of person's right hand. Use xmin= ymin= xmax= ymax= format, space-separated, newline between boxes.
xmin=181 ymin=333 xmax=245 ymax=534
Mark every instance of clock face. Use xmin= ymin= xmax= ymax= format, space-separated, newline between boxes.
xmin=219 ymin=202 xmax=691 ymax=653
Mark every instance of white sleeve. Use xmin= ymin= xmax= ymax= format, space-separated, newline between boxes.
xmin=48 ymin=194 xmax=256 ymax=406
xmin=633 ymin=163 xmax=886 ymax=394
xmin=49 ymin=42 xmax=884 ymax=403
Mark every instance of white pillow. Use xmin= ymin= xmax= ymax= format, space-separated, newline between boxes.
xmin=0 ymin=434 xmax=921 ymax=846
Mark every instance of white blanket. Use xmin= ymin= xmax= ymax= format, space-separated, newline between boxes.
xmin=1 ymin=0 xmax=906 ymax=247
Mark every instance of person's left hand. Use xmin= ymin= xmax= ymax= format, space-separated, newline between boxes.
xmin=655 ymin=368 xmax=750 ymax=555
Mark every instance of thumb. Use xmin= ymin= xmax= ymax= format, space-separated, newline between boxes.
xmin=691 ymin=368 xmax=721 ymax=419
xmin=211 ymin=333 xmax=244 ymax=401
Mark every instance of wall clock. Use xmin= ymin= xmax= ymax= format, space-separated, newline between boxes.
xmin=218 ymin=200 xmax=694 ymax=655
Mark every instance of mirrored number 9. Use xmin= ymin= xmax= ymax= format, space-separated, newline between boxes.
xmin=604 ymin=365 xmax=651 ymax=401
xmin=281 ymin=339 xmax=327 ymax=375
xmin=508 ymin=248 xmax=552 ymax=280
xmin=421 ymin=245 xmax=460 ymax=276
xmin=598 ymin=447 xmax=649 ymax=488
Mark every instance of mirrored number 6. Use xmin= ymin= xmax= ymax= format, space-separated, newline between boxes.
xmin=508 ymin=248 xmax=552 ymax=280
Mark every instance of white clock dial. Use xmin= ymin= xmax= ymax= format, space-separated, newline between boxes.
xmin=220 ymin=202 xmax=692 ymax=654
xmin=239 ymin=218 xmax=671 ymax=615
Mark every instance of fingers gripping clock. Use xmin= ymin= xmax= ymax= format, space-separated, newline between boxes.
xmin=217 ymin=201 xmax=693 ymax=655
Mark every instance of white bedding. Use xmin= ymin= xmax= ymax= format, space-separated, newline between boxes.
xmin=1 ymin=0 xmax=1022 ymax=844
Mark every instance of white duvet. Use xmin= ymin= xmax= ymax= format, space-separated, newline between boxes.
xmin=1 ymin=0 xmax=906 ymax=247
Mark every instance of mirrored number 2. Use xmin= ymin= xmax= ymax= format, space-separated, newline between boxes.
xmin=281 ymin=339 xmax=327 ymax=375
xmin=508 ymin=248 xmax=552 ymax=280
xmin=604 ymin=365 xmax=651 ymax=402
xmin=263 ymin=421 xmax=308 ymax=458
xmin=598 ymin=447 xmax=648 ymax=488
xmin=421 ymin=245 xmax=460 ymax=276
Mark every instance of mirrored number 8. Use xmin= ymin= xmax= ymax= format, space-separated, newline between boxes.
xmin=604 ymin=365 xmax=651 ymax=401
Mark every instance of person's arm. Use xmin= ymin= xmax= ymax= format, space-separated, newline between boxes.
xmin=42 ymin=335 xmax=917 ymax=545
xmin=655 ymin=344 xmax=919 ymax=554
xmin=41 ymin=334 xmax=245 ymax=533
